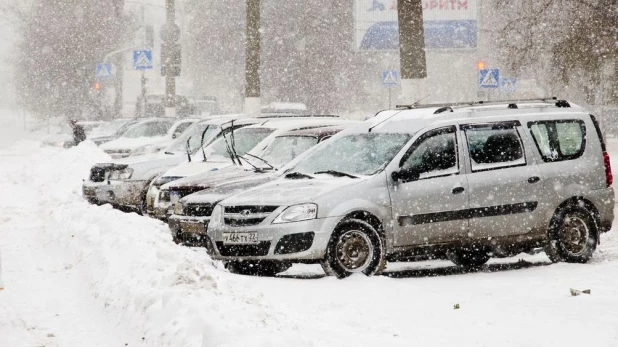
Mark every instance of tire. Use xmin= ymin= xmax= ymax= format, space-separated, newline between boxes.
xmin=321 ymin=218 xmax=384 ymax=279
xmin=447 ymin=246 xmax=491 ymax=268
xmin=545 ymin=206 xmax=597 ymax=263
xmin=225 ymin=260 xmax=292 ymax=277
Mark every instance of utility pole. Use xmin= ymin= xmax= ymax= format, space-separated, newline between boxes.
xmin=245 ymin=0 xmax=261 ymax=117
xmin=165 ymin=0 xmax=176 ymax=117
xmin=397 ymin=0 xmax=427 ymax=104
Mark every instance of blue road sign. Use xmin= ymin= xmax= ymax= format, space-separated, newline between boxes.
xmin=382 ymin=69 xmax=399 ymax=87
xmin=501 ymin=77 xmax=517 ymax=93
xmin=133 ymin=50 xmax=153 ymax=70
xmin=479 ymin=68 xmax=500 ymax=89
xmin=95 ymin=63 xmax=114 ymax=79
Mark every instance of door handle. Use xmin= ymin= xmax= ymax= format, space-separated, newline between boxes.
xmin=452 ymin=186 xmax=465 ymax=194
xmin=528 ymin=176 xmax=540 ymax=184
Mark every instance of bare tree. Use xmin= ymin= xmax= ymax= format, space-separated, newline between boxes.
xmin=494 ymin=0 xmax=618 ymax=104
xmin=12 ymin=0 xmax=133 ymax=119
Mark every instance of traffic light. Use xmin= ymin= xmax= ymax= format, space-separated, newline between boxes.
xmin=477 ymin=60 xmax=486 ymax=70
xmin=161 ymin=42 xmax=181 ymax=77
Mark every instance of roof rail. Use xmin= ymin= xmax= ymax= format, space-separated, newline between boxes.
xmin=396 ymin=97 xmax=571 ymax=110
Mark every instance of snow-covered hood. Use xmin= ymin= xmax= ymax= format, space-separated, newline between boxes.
xmin=222 ymin=175 xmax=367 ymax=207
xmin=160 ymin=159 xmax=234 ymax=179
xmin=98 ymin=152 xmax=187 ymax=180
xmin=181 ymin=174 xmax=276 ymax=205
xmin=99 ymin=136 xmax=168 ymax=152
xmin=166 ymin=166 xmax=265 ymax=190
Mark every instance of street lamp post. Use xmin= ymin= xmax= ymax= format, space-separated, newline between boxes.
xmin=244 ymin=0 xmax=261 ymax=117
xmin=165 ymin=0 xmax=176 ymax=117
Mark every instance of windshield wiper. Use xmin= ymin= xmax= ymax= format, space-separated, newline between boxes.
xmin=314 ymin=170 xmax=358 ymax=179
xmin=285 ymin=172 xmax=314 ymax=179
xmin=200 ymin=125 xmax=211 ymax=162
xmin=243 ymin=153 xmax=274 ymax=170
xmin=237 ymin=155 xmax=264 ymax=172
xmin=185 ymin=138 xmax=192 ymax=162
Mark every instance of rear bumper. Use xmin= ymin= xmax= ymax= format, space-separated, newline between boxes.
xmin=589 ymin=187 xmax=615 ymax=232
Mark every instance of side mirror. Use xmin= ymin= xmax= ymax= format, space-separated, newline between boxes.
xmin=391 ymin=168 xmax=420 ymax=182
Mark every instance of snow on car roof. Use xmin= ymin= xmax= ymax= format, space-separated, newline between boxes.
xmin=366 ymin=100 xmax=589 ymax=134
xmin=244 ymin=117 xmax=354 ymax=131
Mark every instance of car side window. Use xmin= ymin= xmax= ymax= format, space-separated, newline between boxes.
xmin=400 ymin=127 xmax=458 ymax=179
xmin=528 ymin=120 xmax=586 ymax=162
xmin=463 ymin=124 xmax=526 ymax=172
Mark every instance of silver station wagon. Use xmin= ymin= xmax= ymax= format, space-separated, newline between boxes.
xmin=206 ymin=99 xmax=614 ymax=278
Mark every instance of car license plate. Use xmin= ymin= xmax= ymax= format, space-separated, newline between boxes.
xmin=223 ymin=232 xmax=258 ymax=245
xmin=83 ymin=187 xmax=96 ymax=196
xmin=180 ymin=221 xmax=205 ymax=234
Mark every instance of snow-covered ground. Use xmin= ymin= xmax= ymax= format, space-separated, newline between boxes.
xmin=1 ymin=110 xmax=618 ymax=347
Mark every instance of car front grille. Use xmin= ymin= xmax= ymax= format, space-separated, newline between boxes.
xmin=223 ymin=205 xmax=279 ymax=226
xmin=185 ymin=203 xmax=214 ymax=217
xmin=215 ymin=241 xmax=271 ymax=257
xmin=90 ymin=167 xmax=107 ymax=182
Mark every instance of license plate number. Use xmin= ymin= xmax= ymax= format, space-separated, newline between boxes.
xmin=223 ymin=232 xmax=258 ymax=244
xmin=83 ymin=187 xmax=96 ymax=196
xmin=180 ymin=221 xmax=205 ymax=234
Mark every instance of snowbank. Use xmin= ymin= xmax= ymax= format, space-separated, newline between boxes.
xmin=0 ymin=141 xmax=304 ymax=347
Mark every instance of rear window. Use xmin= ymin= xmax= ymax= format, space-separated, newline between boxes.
xmin=528 ymin=120 xmax=586 ymax=162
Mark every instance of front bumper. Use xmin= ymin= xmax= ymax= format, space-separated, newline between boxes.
xmin=94 ymin=180 xmax=150 ymax=209
xmin=168 ymin=214 xmax=211 ymax=246
xmin=82 ymin=181 xmax=107 ymax=204
xmin=207 ymin=216 xmax=341 ymax=262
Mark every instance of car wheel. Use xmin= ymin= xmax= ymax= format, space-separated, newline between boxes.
xmin=447 ymin=246 xmax=491 ymax=268
xmin=321 ymin=219 xmax=384 ymax=279
xmin=225 ymin=261 xmax=292 ymax=277
xmin=545 ymin=206 xmax=597 ymax=263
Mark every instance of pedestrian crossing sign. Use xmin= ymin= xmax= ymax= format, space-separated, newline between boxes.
xmin=479 ymin=68 xmax=500 ymax=89
xmin=133 ymin=50 xmax=153 ymax=70
xmin=382 ymin=69 xmax=399 ymax=87
xmin=95 ymin=63 xmax=115 ymax=79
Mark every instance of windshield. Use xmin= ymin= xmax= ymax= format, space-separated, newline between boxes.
xmin=165 ymin=123 xmax=220 ymax=153
xmin=291 ymin=133 xmax=411 ymax=176
xmin=257 ymin=135 xmax=318 ymax=168
xmin=202 ymin=127 xmax=275 ymax=161
xmin=89 ymin=120 xmax=129 ymax=137
xmin=120 ymin=120 xmax=174 ymax=139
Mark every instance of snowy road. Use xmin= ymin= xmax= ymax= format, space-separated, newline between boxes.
xmin=1 ymin=112 xmax=618 ymax=346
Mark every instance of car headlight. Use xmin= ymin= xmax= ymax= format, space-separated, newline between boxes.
xmin=159 ymin=189 xmax=170 ymax=202
xmin=108 ymin=168 xmax=134 ymax=180
xmin=210 ymin=204 xmax=223 ymax=227
xmin=272 ymin=203 xmax=317 ymax=224
xmin=174 ymin=201 xmax=185 ymax=215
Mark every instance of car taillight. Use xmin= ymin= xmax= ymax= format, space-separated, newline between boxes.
xmin=603 ymin=152 xmax=613 ymax=187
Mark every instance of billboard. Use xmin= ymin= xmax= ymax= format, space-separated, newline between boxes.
xmin=355 ymin=0 xmax=478 ymax=50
